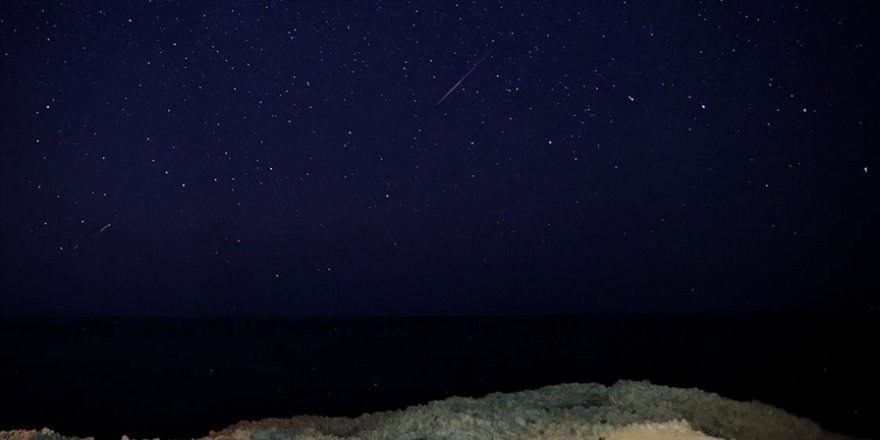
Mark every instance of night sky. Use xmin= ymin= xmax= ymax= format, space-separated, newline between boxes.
xmin=1 ymin=1 xmax=877 ymax=317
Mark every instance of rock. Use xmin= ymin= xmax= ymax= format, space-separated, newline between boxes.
xmin=1 ymin=381 xmax=860 ymax=440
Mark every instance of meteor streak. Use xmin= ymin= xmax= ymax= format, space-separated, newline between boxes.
xmin=436 ymin=52 xmax=490 ymax=106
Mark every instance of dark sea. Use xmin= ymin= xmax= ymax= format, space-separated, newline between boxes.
xmin=1 ymin=315 xmax=877 ymax=439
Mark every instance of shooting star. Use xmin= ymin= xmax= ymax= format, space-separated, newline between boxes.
xmin=71 ymin=223 xmax=112 ymax=252
xmin=436 ymin=52 xmax=490 ymax=106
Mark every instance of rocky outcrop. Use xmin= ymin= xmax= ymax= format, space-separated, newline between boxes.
xmin=2 ymin=380 xmax=859 ymax=440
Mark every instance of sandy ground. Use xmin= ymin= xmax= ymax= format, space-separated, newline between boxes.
xmin=604 ymin=421 xmax=724 ymax=440
xmin=1 ymin=380 xmax=859 ymax=440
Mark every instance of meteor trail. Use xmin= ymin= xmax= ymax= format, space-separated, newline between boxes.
xmin=436 ymin=52 xmax=490 ymax=106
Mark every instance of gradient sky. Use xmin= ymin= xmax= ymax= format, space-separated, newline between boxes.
xmin=1 ymin=1 xmax=877 ymax=316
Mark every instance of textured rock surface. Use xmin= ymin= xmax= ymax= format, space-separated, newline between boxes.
xmin=2 ymin=380 xmax=858 ymax=440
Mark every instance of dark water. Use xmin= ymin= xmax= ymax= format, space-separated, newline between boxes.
xmin=1 ymin=315 xmax=877 ymax=439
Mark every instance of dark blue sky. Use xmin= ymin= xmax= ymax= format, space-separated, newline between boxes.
xmin=1 ymin=1 xmax=877 ymax=316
